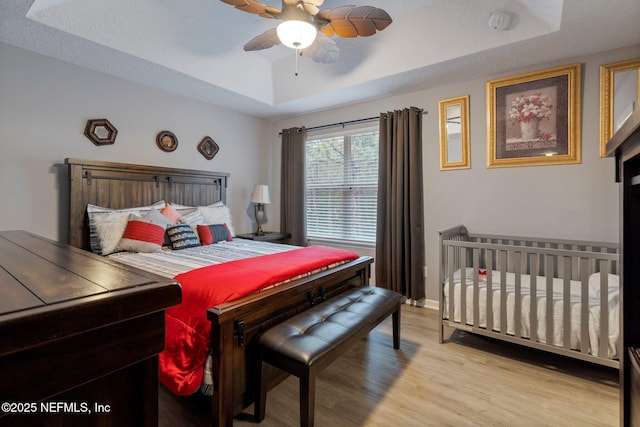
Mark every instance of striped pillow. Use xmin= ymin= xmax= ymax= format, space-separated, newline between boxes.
xmin=118 ymin=215 xmax=165 ymax=253
xmin=166 ymin=224 xmax=201 ymax=250
xmin=179 ymin=210 xmax=205 ymax=228
xmin=197 ymin=224 xmax=233 ymax=245
xmin=178 ymin=210 xmax=205 ymax=239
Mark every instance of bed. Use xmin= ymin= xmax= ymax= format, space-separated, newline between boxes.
xmin=438 ymin=225 xmax=620 ymax=368
xmin=65 ymin=158 xmax=373 ymax=427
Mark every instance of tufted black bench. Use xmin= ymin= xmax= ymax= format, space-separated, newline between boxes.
xmin=254 ymin=286 xmax=402 ymax=427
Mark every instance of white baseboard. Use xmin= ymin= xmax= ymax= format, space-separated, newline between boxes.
xmin=405 ymin=298 xmax=438 ymax=310
xmin=424 ymin=298 xmax=438 ymax=310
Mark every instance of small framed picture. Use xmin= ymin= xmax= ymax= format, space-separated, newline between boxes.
xmin=198 ymin=136 xmax=219 ymax=160
xmin=156 ymin=130 xmax=178 ymax=152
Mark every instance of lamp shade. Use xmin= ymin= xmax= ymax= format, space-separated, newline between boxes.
xmin=276 ymin=20 xmax=317 ymax=49
xmin=251 ymin=184 xmax=271 ymax=204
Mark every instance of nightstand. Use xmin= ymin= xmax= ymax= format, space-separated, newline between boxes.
xmin=236 ymin=232 xmax=290 ymax=244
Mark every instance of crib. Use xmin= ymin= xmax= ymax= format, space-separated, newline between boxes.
xmin=438 ymin=225 xmax=620 ymax=368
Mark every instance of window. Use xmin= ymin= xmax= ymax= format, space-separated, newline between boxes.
xmin=305 ymin=129 xmax=379 ymax=244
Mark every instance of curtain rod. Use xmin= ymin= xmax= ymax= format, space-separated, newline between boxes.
xmin=279 ymin=108 xmax=428 ymax=135
xmin=306 ymin=116 xmax=379 ymax=132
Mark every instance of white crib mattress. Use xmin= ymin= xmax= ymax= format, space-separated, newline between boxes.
xmin=443 ymin=268 xmax=620 ymax=359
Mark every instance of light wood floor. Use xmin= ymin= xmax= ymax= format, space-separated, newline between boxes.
xmin=159 ymin=305 xmax=619 ymax=426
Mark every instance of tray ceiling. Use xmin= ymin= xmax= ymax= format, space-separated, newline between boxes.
xmin=1 ymin=0 xmax=639 ymax=119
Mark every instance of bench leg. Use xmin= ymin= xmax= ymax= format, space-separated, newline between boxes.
xmin=300 ymin=370 xmax=315 ymax=427
xmin=392 ymin=304 xmax=401 ymax=349
xmin=254 ymin=359 xmax=267 ymax=422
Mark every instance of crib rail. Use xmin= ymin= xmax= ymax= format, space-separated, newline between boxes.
xmin=438 ymin=225 xmax=620 ymax=368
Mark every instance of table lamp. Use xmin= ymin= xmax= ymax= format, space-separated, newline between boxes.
xmin=250 ymin=184 xmax=270 ymax=235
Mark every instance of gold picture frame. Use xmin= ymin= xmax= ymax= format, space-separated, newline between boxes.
xmin=599 ymin=57 xmax=640 ymax=157
xmin=487 ymin=63 xmax=581 ymax=168
xmin=438 ymin=95 xmax=470 ymax=170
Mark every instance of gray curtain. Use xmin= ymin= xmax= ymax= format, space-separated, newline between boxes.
xmin=375 ymin=107 xmax=425 ymax=300
xmin=280 ymin=127 xmax=307 ymax=246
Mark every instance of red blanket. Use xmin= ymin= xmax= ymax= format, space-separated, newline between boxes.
xmin=159 ymin=245 xmax=359 ymax=395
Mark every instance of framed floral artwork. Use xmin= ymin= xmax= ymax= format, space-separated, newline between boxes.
xmin=486 ymin=63 xmax=581 ymax=168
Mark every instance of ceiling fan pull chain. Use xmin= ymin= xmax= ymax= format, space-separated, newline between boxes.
xmin=295 ymin=48 xmax=300 ymax=76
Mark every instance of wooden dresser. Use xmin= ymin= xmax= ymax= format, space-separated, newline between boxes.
xmin=0 ymin=230 xmax=181 ymax=426
xmin=606 ymin=108 xmax=640 ymax=427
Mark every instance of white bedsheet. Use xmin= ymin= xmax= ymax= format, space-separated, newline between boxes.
xmin=443 ymin=268 xmax=619 ymax=359
xmin=108 ymin=239 xmax=298 ymax=278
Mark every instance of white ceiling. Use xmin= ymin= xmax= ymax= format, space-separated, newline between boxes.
xmin=2 ymin=0 xmax=640 ymax=120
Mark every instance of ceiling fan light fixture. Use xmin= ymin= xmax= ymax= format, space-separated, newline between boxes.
xmin=277 ymin=19 xmax=317 ymax=49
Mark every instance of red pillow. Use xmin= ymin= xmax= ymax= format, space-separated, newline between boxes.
xmin=118 ymin=219 xmax=165 ymax=253
xmin=197 ymin=224 xmax=232 ymax=245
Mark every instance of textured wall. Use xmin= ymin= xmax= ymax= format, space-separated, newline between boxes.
xmin=0 ymin=42 xmax=271 ymax=242
xmin=269 ymin=44 xmax=640 ymax=302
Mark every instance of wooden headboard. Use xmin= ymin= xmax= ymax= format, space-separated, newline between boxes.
xmin=65 ymin=158 xmax=230 ymax=250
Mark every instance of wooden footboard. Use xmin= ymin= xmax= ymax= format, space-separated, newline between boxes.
xmin=207 ymin=256 xmax=372 ymax=427
xmin=438 ymin=225 xmax=620 ymax=368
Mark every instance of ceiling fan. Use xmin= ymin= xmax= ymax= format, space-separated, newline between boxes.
xmin=220 ymin=0 xmax=393 ymax=64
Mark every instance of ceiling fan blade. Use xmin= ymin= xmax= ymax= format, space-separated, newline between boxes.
xmin=243 ymin=28 xmax=281 ymax=51
xmin=220 ymin=0 xmax=280 ymax=19
xmin=303 ymin=33 xmax=339 ymax=64
xmin=317 ymin=6 xmax=392 ymax=38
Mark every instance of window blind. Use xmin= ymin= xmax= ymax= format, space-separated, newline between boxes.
xmin=305 ymin=130 xmax=379 ymax=243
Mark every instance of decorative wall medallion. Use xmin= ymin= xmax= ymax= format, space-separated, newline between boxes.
xmin=198 ymin=136 xmax=219 ymax=160
xmin=84 ymin=118 xmax=117 ymax=146
xmin=156 ymin=130 xmax=178 ymax=152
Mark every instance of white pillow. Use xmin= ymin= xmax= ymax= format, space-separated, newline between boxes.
xmin=87 ymin=201 xmax=165 ymax=254
xmin=144 ymin=208 xmax=175 ymax=228
xmin=94 ymin=211 xmax=133 ymax=255
xmin=198 ymin=202 xmax=235 ymax=236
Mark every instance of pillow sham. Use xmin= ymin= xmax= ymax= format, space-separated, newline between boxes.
xmin=197 ymin=224 xmax=233 ymax=245
xmin=166 ymin=224 xmax=201 ymax=250
xmin=142 ymin=208 xmax=173 ymax=226
xmin=179 ymin=210 xmax=206 ymax=238
xmin=160 ymin=204 xmax=182 ymax=224
xmin=87 ymin=201 xmax=165 ymax=255
xmin=168 ymin=203 xmax=198 ymax=216
xmin=179 ymin=210 xmax=205 ymax=227
xmin=117 ymin=214 xmax=165 ymax=253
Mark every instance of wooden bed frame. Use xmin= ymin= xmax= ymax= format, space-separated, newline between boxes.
xmin=65 ymin=158 xmax=373 ymax=427
xmin=439 ymin=225 xmax=620 ymax=368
